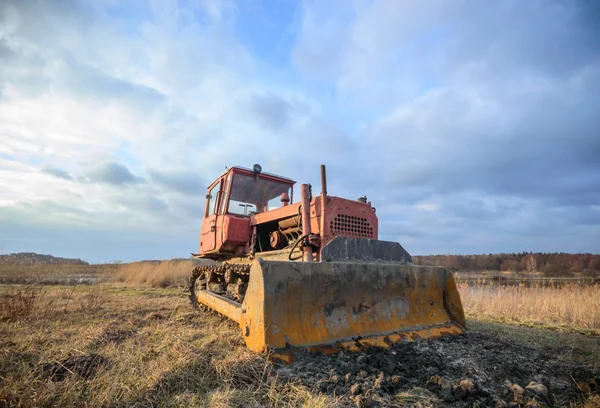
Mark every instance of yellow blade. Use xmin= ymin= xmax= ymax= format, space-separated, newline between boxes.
xmin=240 ymin=259 xmax=466 ymax=354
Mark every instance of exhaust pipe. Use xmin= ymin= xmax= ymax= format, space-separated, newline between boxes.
xmin=319 ymin=165 xmax=328 ymax=261
xmin=300 ymin=184 xmax=313 ymax=262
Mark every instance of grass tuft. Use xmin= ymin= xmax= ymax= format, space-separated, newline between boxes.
xmin=0 ymin=286 xmax=40 ymax=321
xmin=392 ymin=387 xmax=442 ymax=408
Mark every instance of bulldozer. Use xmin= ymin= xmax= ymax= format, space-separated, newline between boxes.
xmin=189 ymin=164 xmax=465 ymax=360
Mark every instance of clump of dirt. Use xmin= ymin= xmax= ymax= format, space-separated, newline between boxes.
xmin=41 ymin=353 xmax=110 ymax=382
xmin=275 ymin=332 xmax=599 ymax=407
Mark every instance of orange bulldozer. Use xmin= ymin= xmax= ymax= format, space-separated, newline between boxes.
xmin=190 ymin=164 xmax=465 ymax=360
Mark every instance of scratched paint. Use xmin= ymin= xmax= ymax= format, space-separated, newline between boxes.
xmin=234 ymin=259 xmax=465 ymax=353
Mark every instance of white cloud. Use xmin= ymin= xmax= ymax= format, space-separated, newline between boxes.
xmin=0 ymin=0 xmax=598 ymax=260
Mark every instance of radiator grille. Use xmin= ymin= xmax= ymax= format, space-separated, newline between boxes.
xmin=330 ymin=214 xmax=374 ymax=238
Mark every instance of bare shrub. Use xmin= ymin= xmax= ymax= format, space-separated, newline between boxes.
xmin=0 ymin=286 xmax=40 ymax=321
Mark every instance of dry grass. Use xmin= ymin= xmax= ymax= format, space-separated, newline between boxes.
xmin=0 ymin=285 xmax=68 ymax=322
xmin=458 ymin=280 xmax=600 ymax=334
xmin=0 ymin=259 xmax=213 ymax=288
xmin=388 ymin=388 xmax=442 ymax=408
xmin=573 ymin=394 xmax=600 ymax=408
xmin=0 ymin=284 xmax=341 ymax=407
xmin=0 ymin=286 xmax=40 ymax=321
xmin=112 ymin=259 xmax=213 ymax=288
xmin=1 ymin=283 xmax=598 ymax=407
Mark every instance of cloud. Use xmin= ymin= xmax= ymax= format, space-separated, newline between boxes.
xmin=0 ymin=0 xmax=598 ymax=261
xmin=148 ymin=169 xmax=207 ymax=196
xmin=246 ymin=93 xmax=293 ymax=130
xmin=42 ymin=166 xmax=72 ymax=180
xmin=56 ymin=59 xmax=166 ymax=111
xmin=85 ymin=161 xmax=145 ymax=186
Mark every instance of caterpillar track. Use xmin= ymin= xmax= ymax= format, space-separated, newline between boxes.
xmin=189 ymin=263 xmax=251 ymax=309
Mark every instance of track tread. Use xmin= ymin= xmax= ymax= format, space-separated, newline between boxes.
xmin=189 ymin=263 xmax=250 ymax=311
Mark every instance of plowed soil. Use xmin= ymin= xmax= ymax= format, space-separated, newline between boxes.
xmin=276 ymin=331 xmax=599 ymax=407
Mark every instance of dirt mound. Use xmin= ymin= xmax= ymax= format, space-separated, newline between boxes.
xmin=275 ymin=332 xmax=598 ymax=407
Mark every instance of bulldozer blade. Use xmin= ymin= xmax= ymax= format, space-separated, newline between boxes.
xmin=236 ymin=259 xmax=466 ymax=355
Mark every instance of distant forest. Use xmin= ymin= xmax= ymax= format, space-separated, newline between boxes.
xmin=413 ymin=253 xmax=600 ymax=276
xmin=0 ymin=253 xmax=88 ymax=265
xmin=2 ymin=252 xmax=600 ymax=276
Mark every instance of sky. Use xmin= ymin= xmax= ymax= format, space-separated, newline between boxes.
xmin=0 ymin=0 xmax=599 ymax=262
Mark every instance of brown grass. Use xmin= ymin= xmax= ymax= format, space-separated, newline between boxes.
xmin=0 ymin=259 xmax=214 ymax=288
xmin=1 ymin=283 xmax=598 ymax=407
xmin=572 ymin=394 xmax=600 ymax=408
xmin=112 ymin=259 xmax=213 ymax=288
xmin=0 ymin=286 xmax=40 ymax=321
xmin=0 ymin=284 xmax=343 ymax=407
xmin=458 ymin=280 xmax=600 ymax=334
xmin=0 ymin=285 xmax=66 ymax=322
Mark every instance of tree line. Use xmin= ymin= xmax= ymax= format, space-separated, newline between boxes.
xmin=0 ymin=253 xmax=88 ymax=265
xmin=412 ymin=252 xmax=600 ymax=276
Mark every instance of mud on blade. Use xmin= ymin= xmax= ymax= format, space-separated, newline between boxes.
xmin=237 ymin=259 xmax=466 ymax=353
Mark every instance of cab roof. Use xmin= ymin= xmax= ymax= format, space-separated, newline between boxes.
xmin=226 ymin=166 xmax=295 ymax=184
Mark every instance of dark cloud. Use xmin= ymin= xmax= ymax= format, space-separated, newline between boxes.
xmin=371 ymin=76 xmax=600 ymax=207
xmin=442 ymin=1 xmax=600 ymax=81
xmin=113 ymin=194 xmax=169 ymax=215
xmin=42 ymin=166 xmax=72 ymax=181
xmin=0 ymin=1 xmax=164 ymax=108
xmin=1 ymin=0 xmax=97 ymax=51
xmin=140 ymin=195 xmax=168 ymax=213
xmin=0 ymin=36 xmax=50 ymax=97
xmin=174 ymin=200 xmax=204 ymax=219
xmin=0 ymin=38 xmax=16 ymax=59
xmin=314 ymin=0 xmax=600 ymax=255
xmin=148 ymin=169 xmax=207 ymax=196
xmin=58 ymin=59 xmax=165 ymax=110
xmin=247 ymin=93 xmax=293 ymax=130
xmin=86 ymin=162 xmax=145 ymax=186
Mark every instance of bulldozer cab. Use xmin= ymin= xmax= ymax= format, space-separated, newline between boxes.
xmin=199 ymin=166 xmax=295 ymax=256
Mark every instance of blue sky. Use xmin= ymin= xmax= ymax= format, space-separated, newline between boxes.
xmin=0 ymin=0 xmax=599 ymax=262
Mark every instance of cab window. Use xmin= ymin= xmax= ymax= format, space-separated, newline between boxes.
xmin=227 ymin=173 xmax=291 ymax=216
xmin=206 ymin=183 xmax=219 ymax=217
xmin=220 ymin=174 xmax=232 ymax=214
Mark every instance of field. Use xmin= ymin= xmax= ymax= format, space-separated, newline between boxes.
xmin=456 ymin=280 xmax=600 ymax=335
xmin=0 ymin=262 xmax=599 ymax=407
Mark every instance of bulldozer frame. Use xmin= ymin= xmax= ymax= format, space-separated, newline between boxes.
xmin=189 ymin=164 xmax=466 ymax=361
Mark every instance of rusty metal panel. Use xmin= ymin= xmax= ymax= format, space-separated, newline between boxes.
xmin=222 ymin=215 xmax=251 ymax=244
xmin=195 ymin=290 xmax=242 ymax=323
xmin=317 ymin=196 xmax=379 ymax=251
xmin=251 ymin=203 xmax=300 ymax=225
xmin=238 ymin=260 xmax=466 ymax=353
xmin=320 ymin=237 xmax=412 ymax=263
